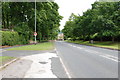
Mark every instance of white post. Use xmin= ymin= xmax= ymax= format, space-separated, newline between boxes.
xmin=35 ymin=0 xmax=37 ymax=44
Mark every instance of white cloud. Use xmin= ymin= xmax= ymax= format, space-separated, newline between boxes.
xmin=55 ymin=0 xmax=97 ymax=30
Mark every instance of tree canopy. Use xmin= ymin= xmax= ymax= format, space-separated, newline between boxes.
xmin=2 ymin=2 xmax=62 ymax=43
xmin=62 ymin=1 xmax=120 ymax=42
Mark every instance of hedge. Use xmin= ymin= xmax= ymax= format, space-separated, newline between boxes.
xmin=1 ymin=31 xmax=29 ymax=46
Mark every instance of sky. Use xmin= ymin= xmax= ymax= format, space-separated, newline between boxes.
xmin=54 ymin=0 xmax=98 ymax=30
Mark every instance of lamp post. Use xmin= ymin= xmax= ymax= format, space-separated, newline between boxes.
xmin=35 ymin=0 xmax=37 ymax=44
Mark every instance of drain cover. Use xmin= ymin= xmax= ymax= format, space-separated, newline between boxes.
xmin=39 ymin=62 xmax=48 ymax=64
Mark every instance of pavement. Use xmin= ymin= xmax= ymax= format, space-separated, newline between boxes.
xmin=0 ymin=48 xmax=68 ymax=79
xmin=23 ymin=52 xmax=58 ymax=78
xmin=1 ymin=59 xmax=32 ymax=78
xmin=55 ymin=41 xmax=119 ymax=78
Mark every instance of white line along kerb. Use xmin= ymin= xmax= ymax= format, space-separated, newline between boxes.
xmin=55 ymin=48 xmax=72 ymax=78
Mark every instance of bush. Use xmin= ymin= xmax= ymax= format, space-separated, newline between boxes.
xmin=14 ymin=23 xmax=30 ymax=44
xmin=1 ymin=31 xmax=30 ymax=46
xmin=2 ymin=31 xmax=20 ymax=46
xmin=19 ymin=35 xmax=29 ymax=45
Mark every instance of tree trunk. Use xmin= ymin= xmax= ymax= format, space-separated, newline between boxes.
xmin=100 ymin=37 xmax=103 ymax=42
xmin=83 ymin=35 xmax=86 ymax=41
xmin=112 ymin=37 xmax=114 ymax=42
xmin=7 ymin=14 xmax=9 ymax=29
xmin=2 ymin=12 xmax=6 ymax=29
xmin=88 ymin=35 xmax=91 ymax=43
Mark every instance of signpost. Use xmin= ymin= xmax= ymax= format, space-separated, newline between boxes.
xmin=34 ymin=32 xmax=37 ymax=44
xmin=34 ymin=32 xmax=37 ymax=36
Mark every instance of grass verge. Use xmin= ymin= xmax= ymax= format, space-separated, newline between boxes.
xmin=0 ymin=56 xmax=16 ymax=65
xmin=67 ymin=40 xmax=119 ymax=50
xmin=7 ymin=42 xmax=54 ymax=50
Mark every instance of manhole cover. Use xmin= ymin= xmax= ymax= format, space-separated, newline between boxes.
xmin=39 ymin=62 xmax=48 ymax=64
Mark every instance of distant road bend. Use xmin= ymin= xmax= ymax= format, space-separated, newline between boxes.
xmin=55 ymin=41 xmax=118 ymax=78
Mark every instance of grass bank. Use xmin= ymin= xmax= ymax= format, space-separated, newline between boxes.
xmin=0 ymin=56 xmax=16 ymax=65
xmin=67 ymin=40 xmax=119 ymax=50
xmin=7 ymin=42 xmax=54 ymax=50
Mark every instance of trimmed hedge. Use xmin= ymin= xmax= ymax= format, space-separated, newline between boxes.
xmin=1 ymin=31 xmax=29 ymax=46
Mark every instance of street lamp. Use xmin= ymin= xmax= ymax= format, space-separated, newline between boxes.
xmin=34 ymin=0 xmax=37 ymax=44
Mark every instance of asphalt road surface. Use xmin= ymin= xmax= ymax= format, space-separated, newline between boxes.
xmin=55 ymin=41 xmax=118 ymax=78
xmin=0 ymin=41 xmax=119 ymax=79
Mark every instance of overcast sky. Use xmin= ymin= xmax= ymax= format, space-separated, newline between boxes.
xmin=54 ymin=0 xmax=97 ymax=30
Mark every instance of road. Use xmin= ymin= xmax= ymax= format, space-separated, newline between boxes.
xmin=55 ymin=41 xmax=118 ymax=78
xmin=0 ymin=41 xmax=119 ymax=79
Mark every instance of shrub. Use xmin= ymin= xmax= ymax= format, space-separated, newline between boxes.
xmin=2 ymin=31 xmax=20 ymax=46
xmin=14 ymin=23 xmax=30 ymax=44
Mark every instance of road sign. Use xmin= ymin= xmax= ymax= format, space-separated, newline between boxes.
xmin=34 ymin=32 xmax=37 ymax=36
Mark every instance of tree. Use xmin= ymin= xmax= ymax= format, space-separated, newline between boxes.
xmin=63 ymin=1 xmax=120 ymax=42
xmin=2 ymin=2 xmax=62 ymax=43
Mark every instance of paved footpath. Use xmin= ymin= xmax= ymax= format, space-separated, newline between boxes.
xmin=0 ymin=50 xmax=68 ymax=79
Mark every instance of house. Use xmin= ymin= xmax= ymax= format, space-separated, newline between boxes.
xmin=58 ymin=32 xmax=64 ymax=41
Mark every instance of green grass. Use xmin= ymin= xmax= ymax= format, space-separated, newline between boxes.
xmin=7 ymin=42 xmax=54 ymax=50
xmin=0 ymin=56 xmax=15 ymax=65
xmin=67 ymin=40 xmax=119 ymax=50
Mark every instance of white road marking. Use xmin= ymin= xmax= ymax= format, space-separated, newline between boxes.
xmin=104 ymin=54 xmax=118 ymax=59
xmin=22 ymin=52 xmax=58 ymax=78
xmin=84 ymin=49 xmax=99 ymax=55
xmin=72 ymin=46 xmax=77 ymax=48
xmin=67 ymin=43 xmax=118 ymax=62
xmin=100 ymin=54 xmax=118 ymax=62
xmin=55 ymin=48 xmax=72 ymax=78
xmin=77 ymin=47 xmax=83 ymax=49
xmin=85 ymin=49 xmax=118 ymax=62
xmin=67 ymin=44 xmax=83 ymax=49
